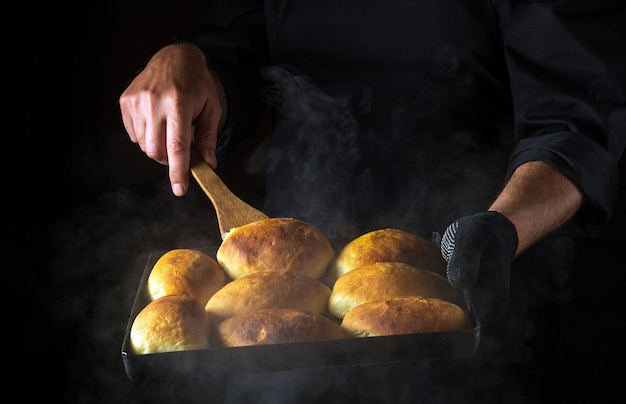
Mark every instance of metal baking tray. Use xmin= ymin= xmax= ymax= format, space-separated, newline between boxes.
xmin=121 ymin=248 xmax=480 ymax=383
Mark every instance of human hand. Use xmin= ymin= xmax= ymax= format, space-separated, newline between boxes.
xmin=119 ymin=43 xmax=226 ymax=196
xmin=440 ymin=211 xmax=518 ymax=325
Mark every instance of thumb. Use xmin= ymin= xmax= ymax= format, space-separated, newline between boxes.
xmin=446 ymin=228 xmax=485 ymax=289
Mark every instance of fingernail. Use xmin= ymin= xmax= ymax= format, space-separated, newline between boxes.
xmin=173 ymin=183 xmax=185 ymax=196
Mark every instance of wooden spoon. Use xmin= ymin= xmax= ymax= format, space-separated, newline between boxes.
xmin=190 ymin=150 xmax=268 ymax=239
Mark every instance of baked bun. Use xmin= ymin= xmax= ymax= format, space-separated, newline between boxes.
xmin=328 ymin=262 xmax=463 ymax=319
xmin=130 ymin=295 xmax=211 ymax=354
xmin=147 ymin=249 xmax=227 ymax=306
xmin=341 ymin=296 xmax=471 ymax=337
xmin=205 ymin=270 xmax=331 ymax=324
xmin=216 ymin=218 xmax=335 ymax=280
xmin=325 ymin=228 xmax=446 ymax=285
xmin=214 ymin=308 xmax=345 ymax=347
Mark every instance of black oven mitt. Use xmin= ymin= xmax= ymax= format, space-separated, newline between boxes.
xmin=440 ymin=211 xmax=518 ymax=326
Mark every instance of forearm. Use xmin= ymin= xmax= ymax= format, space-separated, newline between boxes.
xmin=489 ymin=160 xmax=584 ymax=256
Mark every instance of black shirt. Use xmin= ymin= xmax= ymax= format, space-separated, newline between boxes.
xmin=190 ymin=0 xmax=626 ymax=239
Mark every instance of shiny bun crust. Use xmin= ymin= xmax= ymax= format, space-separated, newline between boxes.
xmin=325 ymin=228 xmax=446 ymax=285
xmin=214 ymin=308 xmax=345 ymax=347
xmin=341 ymin=296 xmax=471 ymax=337
xmin=216 ymin=218 xmax=335 ymax=280
xmin=205 ymin=270 xmax=331 ymax=324
xmin=130 ymin=295 xmax=211 ymax=354
xmin=328 ymin=262 xmax=463 ymax=319
xmin=148 ymin=249 xmax=227 ymax=306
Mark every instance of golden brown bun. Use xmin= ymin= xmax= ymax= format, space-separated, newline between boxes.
xmin=205 ymin=270 xmax=331 ymax=324
xmin=328 ymin=262 xmax=463 ymax=319
xmin=214 ymin=308 xmax=345 ymax=347
xmin=325 ymin=228 xmax=447 ymax=285
xmin=341 ymin=296 xmax=471 ymax=337
xmin=216 ymin=218 xmax=335 ymax=280
xmin=130 ymin=295 xmax=211 ymax=354
xmin=147 ymin=249 xmax=227 ymax=306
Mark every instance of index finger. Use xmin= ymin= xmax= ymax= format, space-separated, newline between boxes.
xmin=166 ymin=113 xmax=195 ymax=196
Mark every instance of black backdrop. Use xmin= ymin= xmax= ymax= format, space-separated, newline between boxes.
xmin=32 ymin=1 xmax=624 ymax=403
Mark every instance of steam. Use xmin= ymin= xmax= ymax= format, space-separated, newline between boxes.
xmin=47 ymin=179 xmax=222 ymax=403
xmin=258 ymin=65 xmax=513 ymax=240
xmin=260 ymin=64 xmax=373 ymax=238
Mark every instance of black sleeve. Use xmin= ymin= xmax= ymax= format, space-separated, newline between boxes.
xmin=492 ymin=0 xmax=626 ymax=235
xmin=183 ymin=0 xmax=270 ymax=160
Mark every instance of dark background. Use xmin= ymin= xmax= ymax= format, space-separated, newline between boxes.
xmin=31 ymin=1 xmax=624 ymax=403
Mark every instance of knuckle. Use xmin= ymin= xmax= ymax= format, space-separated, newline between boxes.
xmin=167 ymin=138 xmax=189 ymax=154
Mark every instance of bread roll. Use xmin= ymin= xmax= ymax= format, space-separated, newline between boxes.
xmin=216 ymin=218 xmax=335 ymax=280
xmin=205 ymin=270 xmax=331 ymax=324
xmin=341 ymin=296 xmax=471 ymax=337
xmin=130 ymin=295 xmax=211 ymax=354
xmin=147 ymin=249 xmax=227 ymax=306
xmin=325 ymin=228 xmax=446 ymax=285
xmin=328 ymin=262 xmax=463 ymax=319
xmin=214 ymin=308 xmax=345 ymax=347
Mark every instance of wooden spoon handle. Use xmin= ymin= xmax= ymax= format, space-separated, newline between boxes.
xmin=190 ymin=151 xmax=268 ymax=239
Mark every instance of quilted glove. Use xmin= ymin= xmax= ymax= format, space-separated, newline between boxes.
xmin=440 ymin=211 xmax=518 ymax=325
